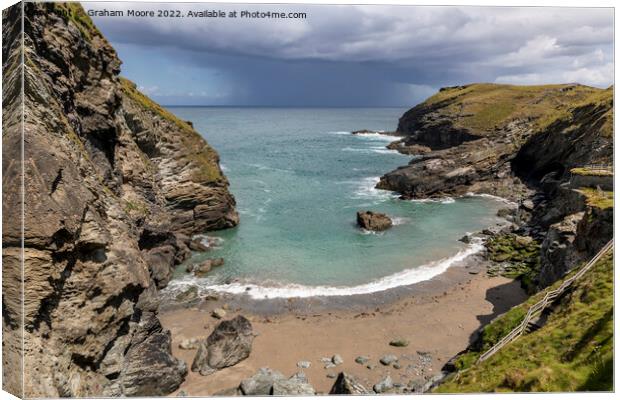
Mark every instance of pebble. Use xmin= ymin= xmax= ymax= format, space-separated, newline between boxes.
xmin=355 ymin=356 xmax=370 ymax=365
xmin=211 ymin=308 xmax=227 ymax=319
xmin=324 ymin=362 xmax=336 ymax=369
xmin=178 ymin=337 xmax=202 ymax=350
xmin=326 ymin=372 xmax=337 ymax=379
xmin=332 ymin=354 xmax=344 ymax=365
xmin=393 ymin=363 xmax=401 ymax=370
xmin=367 ymin=364 xmax=376 ymax=370
xmin=380 ymin=354 xmax=398 ymax=366
xmin=389 ymin=339 xmax=410 ymax=347
xmin=297 ymin=361 xmax=311 ymax=369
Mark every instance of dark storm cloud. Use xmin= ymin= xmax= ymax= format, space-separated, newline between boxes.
xmin=87 ymin=2 xmax=613 ymax=106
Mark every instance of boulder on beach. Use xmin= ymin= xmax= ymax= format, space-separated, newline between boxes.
xmin=330 ymin=372 xmax=369 ymax=395
xmin=357 ymin=211 xmax=393 ymax=231
xmin=191 ymin=315 xmax=254 ymax=376
xmin=379 ymin=354 xmax=398 ymax=366
xmin=239 ymin=368 xmax=315 ymax=395
xmin=373 ymin=376 xmax=394 ymax=393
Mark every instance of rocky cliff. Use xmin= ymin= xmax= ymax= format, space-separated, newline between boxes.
xmin=379 ymin=83 xmax=613 ymax=289
xmin=2 ymin=3 xmax=237 ymax=397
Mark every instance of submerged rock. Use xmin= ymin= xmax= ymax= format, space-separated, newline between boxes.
xmin=329 ymin=372 xmax=369 ymax=394
xmin=357 ymin=211 xmax=393 ymax=231
xmin=189 ymin=257 xmax=225 ymax=276
xmin=191 ymin=315 xmax=254 ymax=376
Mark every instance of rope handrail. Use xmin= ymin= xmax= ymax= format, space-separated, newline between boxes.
xmin=477 ymin=240 xmax=613 ymax=364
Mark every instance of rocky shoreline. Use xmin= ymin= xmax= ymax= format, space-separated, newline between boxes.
xmin=5 ymin=3 xmax=613 ymax=397
xmin=3 ymin=3 xmax=237 ymax=397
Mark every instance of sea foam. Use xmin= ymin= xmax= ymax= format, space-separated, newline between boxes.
xmin=168 ymin=238 xmax=485 ymax=299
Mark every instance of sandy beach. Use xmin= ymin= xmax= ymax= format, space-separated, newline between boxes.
xmin=160 ymin=255 xmax=528 ymax=395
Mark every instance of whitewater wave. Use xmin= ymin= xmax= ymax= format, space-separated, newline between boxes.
xmin=391 ymin=216 xmax=410 ymax=226
xmin=341 ymin=146 xmax=402 ymax=155
xmin=167 ymin=238 xmax=485 ymax=299
xmin=328 ymin=130 xmax=399 ymax=142
xmin=328 ymin=131 xmax=352 ymax=135
xmin=410 ymin=197 xmax=456 ymax=204
xmin=192 ymin=234 xmax=225 ymax=250
xmin=352 ymin=132 xmax=399 ymax=142
xmin=351 ymin=176 xmax=398 ymax=202
xmin=465 ymin=192 xmax=517 ymax=207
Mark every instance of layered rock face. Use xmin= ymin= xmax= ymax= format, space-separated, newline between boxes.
xmin=379 ymin=83 xmax=613 ymax=289
xmin=2 ymin=3 xmax=237 ymax=397
xmin=378 ymin=83 xmax=602 ymax=201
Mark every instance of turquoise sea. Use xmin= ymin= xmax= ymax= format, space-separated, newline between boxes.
xmin=164 ymin=107 xmax=509 ymax=298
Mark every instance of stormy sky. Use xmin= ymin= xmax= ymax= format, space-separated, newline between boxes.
xmin=87 ymin=2 xmax=614 ymax=107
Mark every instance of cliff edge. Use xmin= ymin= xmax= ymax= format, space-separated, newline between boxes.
xmin=2 ymin=3 xmax=237 ymax=397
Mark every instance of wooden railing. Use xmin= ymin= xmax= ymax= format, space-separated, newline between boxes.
xmin=477 ymin=240 xmax=614 ymax=364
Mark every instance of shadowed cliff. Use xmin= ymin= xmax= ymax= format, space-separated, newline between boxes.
xmin=2 ymin=2 xmax=237 ymax=397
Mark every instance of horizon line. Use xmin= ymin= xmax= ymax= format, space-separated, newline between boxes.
xmin=163 ymin=105 xmax=413 ymax=108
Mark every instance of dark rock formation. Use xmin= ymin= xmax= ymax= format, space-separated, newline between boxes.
xmin=191 ymin=315 xmax=254 ymax=376
xmin=329 ymin=372 xmax=369 ymax=394
xmin=2 ymin=3 xmax=237 ymax=397
xmin=357 ymin=211 xmax=393 ymax=231
xmin=378 ymin=83 xmax=613 ymax=291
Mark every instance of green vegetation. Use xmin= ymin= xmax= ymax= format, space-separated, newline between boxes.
xmin=119 ymin=77 xmax=194 ymax=133
xmin=578 ymin=188 xmax=614 ymax=210
xmin=571 ymin=167 xmax=613 ymax=177
xmin=123 ymin=199 xmax=149 ymax=216
xmin=53 ymin=3 xmax=104 ymax=41
xmin=119 ymin=77 xmax=223 ymax=184
xmin=486 ymin=234 xmax=541 ymax=293
xmin=422 ymin=83 xmax=600 ymax=134
xmin=435 ymin=251 xmax=613 ymax=392
xmin=537 ymin=86 xmax=613 ymax=138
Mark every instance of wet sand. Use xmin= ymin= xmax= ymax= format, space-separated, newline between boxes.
xmin=160 ymin=256 xmax=528 ymax=395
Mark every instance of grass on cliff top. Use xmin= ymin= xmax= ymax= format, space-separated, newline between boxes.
xmin=571 ymin=167 xmax=613 ymax=177
xmin=422 ymin=83 xmax=601 ymax=135
xmin=435 ymin=250 xmax=613 ymax=393
xmin=119 ymin=77 xmax=223 ymax=183
xmin=53 ymin=3 xmax=104 ymax=41
xmin=577 ymin=188 xmax=614 ymax=210
xmin=538 ymin=86 xmax=614 ymax=138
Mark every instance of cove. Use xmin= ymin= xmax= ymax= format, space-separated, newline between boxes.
xmin=164 ymin=107 xmax=509 ymax=298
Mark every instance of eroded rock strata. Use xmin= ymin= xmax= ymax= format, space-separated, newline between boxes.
xmin=2 ymin=3 xmax=237 ymax=397
xmin=379 ymin=83 xmax=613 ymax=290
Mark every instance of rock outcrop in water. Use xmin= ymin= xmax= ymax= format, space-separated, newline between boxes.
xmin=2 ymin=3 xmax=237 ymax=397
xmin=379 ymin=83 xmax=613 ymax=290
xmin=357 ymin=211 xmax=393 ymax=231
